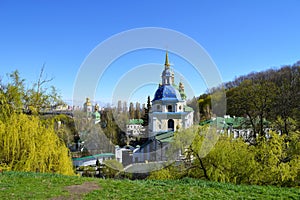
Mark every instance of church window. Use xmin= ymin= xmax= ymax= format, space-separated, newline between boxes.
xmin=168 ymin=119 xmax=174 ymax=131
xmin=167 ymin=105 xmax=172 ymax=112
xmin=179 ymin=105 xmax=182 ymax=110
xmin=157 ymin=105 xmax=160 ymax=110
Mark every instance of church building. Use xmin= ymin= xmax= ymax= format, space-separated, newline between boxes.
xmin=129 ymin=52 xmax=194 ymax=164
xmin=148 ymin=51 xmax=194 ymax=135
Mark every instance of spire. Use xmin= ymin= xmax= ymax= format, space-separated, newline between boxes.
xmin=164 ymin=51 xmax=170 ymax=69
xmin=162 ymin=51 xmax=174 ymax=85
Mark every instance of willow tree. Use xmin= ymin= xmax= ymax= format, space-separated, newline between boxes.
xmin=0 ymin=113 xmax=74 ymax=175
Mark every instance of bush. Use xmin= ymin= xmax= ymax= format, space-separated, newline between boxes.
xmin=103 ymin=159 xmax=124 ymax=178
xmin=148 ymin=165 xmax=184 ymax=180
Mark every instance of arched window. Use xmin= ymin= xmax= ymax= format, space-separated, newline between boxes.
xmin=168 ymin=119 xmax=174 ymax=131
xmin=167 ymin=105 xmax=172 ymax=112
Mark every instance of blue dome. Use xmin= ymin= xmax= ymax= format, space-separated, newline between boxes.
xmin=153 ymin=85 xmax=182 ymax=101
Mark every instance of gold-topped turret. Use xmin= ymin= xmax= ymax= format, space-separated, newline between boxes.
xmin=164 ymin=51 xmax=171 ymax=69
xmin=84 ymin=97 xmax=92 ymax=113
xmin=85 ymin=97 xmax=92 ymax=106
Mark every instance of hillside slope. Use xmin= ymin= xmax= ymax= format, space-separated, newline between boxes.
xmin=0 ymin=172 xmax=299 ymax=199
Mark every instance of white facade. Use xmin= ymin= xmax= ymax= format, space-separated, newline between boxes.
xmin=126 ymin=123 xmax=145 ymax=137
xmin=117 ymin=52 xmax=194 ymax=165
xmin=148 ymin=52 xmax=194 ymax=135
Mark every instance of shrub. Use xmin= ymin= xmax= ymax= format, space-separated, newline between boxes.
xmin=103 ymin=159 xmax=124 ymax=178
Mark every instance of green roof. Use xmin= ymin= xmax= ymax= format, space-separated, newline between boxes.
xmin=92 ymin=111 xmax=100 ymax=120
xmin=128 ymin=119 xmax=144 ymax=124
xmin=199 ymin=120 xmax=212 ymax=126
xmin=200 ymin=116 xmax=246 ymax=129
xmin=72 ymin=153 xmax=114 ymax=161
xmin=184 ymin=105 xmax=194 ymax=112
xmin=180 ymin=91 xmax=187 ymax=100
xmin=136 ymin=132 xmax=174 ymax=152
xmin=199 ymin=116 xmax=270 ymax=129
xmin=155 ymin=131 xmax=174 ymax=141
xmin=231 ymin=117 xmax=246 ymax=128
xmin=159 ymin=137 xmax=173 ymax=143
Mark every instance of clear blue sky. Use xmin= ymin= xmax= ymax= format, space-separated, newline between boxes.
xmin=1 ymin=0 xmax=300 ymax=106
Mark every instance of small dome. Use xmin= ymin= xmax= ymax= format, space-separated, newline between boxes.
xmin=92 ymin=111 xmax=101 ymax=120
xmin=153 ymin=85 xmax=182 ymax=101
xmin=85 ymin=98 xmax=92 ymax=106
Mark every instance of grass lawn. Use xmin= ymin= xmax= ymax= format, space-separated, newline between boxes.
xmin=0 ymin=171 xmax=299 ymax=199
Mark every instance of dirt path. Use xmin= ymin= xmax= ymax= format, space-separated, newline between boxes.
xmin=51 ymin=181 xmax=100 ymax=200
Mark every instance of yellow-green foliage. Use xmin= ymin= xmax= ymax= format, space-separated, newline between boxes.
xmin=205 ymin=136 xmax=258 ymax=184
xmin=148 ymin=165 xmax=185 ymax=180
xmin=148 ymin=168 xmax=173 ymax=180
xmin=0 ymin=113 xmax=74 ymax=175
xmin=104 ymin=159 xmax=124 ymax=178
xmin=203 ymin=131 xmax=300 ymax=186
xmin=155 ymin=126 xmax=300 ymax=187
xmin=253 ymin=132 xmax=300 ymax=186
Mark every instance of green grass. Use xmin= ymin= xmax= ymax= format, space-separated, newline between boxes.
xmin=0 ymin=171 xmax=299 ymax=199
xmin=0 ymin=171 xmax=87 ymax=199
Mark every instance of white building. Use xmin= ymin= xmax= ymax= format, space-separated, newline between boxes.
xmin=116 ymin=52 xmax=194 ymax=166
xmin=129 ymin=52 xmax=194 ymax=164
xmin=148 ymin=51 xmax=194 ymax=135
xmin=126 ymin=119 xmax=145 ymax=137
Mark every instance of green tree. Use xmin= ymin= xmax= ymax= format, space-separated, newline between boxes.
xmin=271 ymin=66 xmax=300 ymax=134
xmin=158 ymin=126 xmax=300 ymax=186
xmin=168 ymin=126 xmax=213 ymax=180
xmin=205 ymin=136 xmax=257 ymax=184
xmin=198 ymin=94 xmax=211 ymax=121
xmin=253 ymin=131 xmax=300 ymax=186
xmin=102 ymin=108 xmax=126 ymax=146
xmin=0 ymin=113 xmax=74 ymax=175
xmin=24 ymin=66 xmax=63 ymax=114
xmin=227 ymin=80 xmax=276 ymax=137
xmin=0 ymin=70 xmax=25 ymax=119
xmin=142 ymin=96 xmax=151 ymax=128
xmin=48 ymin=85 xmax=65 ymax=109
xmin=52 ymin=114 xmax=77 ymax=147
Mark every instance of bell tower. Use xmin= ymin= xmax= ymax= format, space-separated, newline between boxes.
xmin=161 ymin=51 xmax=174 ymax=85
